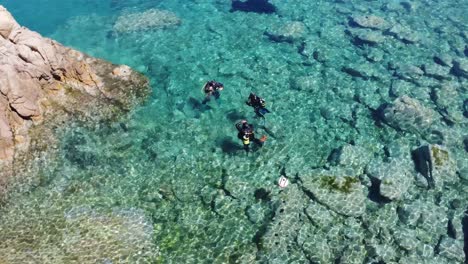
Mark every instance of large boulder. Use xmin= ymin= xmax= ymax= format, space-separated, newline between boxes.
xmin=266 ymin=21 xmax=306 ymax=43
xmin=301 ymin=168 xmax=367 ymax=217
xmin=113 ymin=8 xmax=181 ymax=33
xmin=382 ymin=96 xmax=435 ymax=134
xmin=349 ymin=28 xmax=385 ymax=45
xmin=438 ymin=236 xmax=465 ymax=262
xmin=412 ymin=144 xmax=458 ymax=188
xmin=387 ymin=24 xmax=420 ymax=44
xmin=351 ymin=15 xmax=389 ymax=30
xmin=366 ymin=158 xmax=413 ymax=200
xmin=0 ymin=6 xmax=19 ymax=38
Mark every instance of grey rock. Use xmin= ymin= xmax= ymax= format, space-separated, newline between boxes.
xmin=291 ymin=75 xmax=320 ymax=92
xmin=458 ymin=161 xmax=468 ymax=181
xmin=438 ymin=237 xmax=465 ymax=262
xmin=301 ymin=168 xmax=367 ymax=217
xmin=367 ymin=158 xmax=413 ymax=200
xmin=299 ymin=225 xmax=333 ymax=263
xmin=338 ymin=244 xmax=367 ymax=264
xmin=351 ymin=15 xmax=390 ymax=30
xmin=387 ymin=24 xmax=420 ymax=43
xmin=423 ymin=64 xmax=451 ymax=80
xmin=397 ymin=202 xmax=422 ymax=226
xmin=428 ymin=145 xmax=458 ymax=186
xmin=389 ymin=79 xmax=417 ymax=97
xmin=414 ymin=173 xmax=429 ymax=188
xmin=382 ymin=96 xmax=435 ymax=134
xmin=258 ymin=184 xmax=310 ymax=262
xmin=113 ymin=9 xmax=181 ymax=33
xmin=246 ymin=202 xmax=270 ymax=224
xmin=349 ymin=28 xmax=385 ymax=44
xmin=433 ymin=83 xmax=464 ymax=123
xmin=365 ymin=48 xmax=384 ymax=62
xmin=332 ymin=144 xmax=373 ymax=173
xmin=393 ymin=228 xmax=420 ymax=251
xmin=418 ymin=204 xmax=448 ymax=243
xmin=367 ymin=240 xmax=398 ymax=263
xmin=395 ymin=64 xmax=424 ymax=81
xmin=304 ymin=202 xmax=336 ymax=228
xmin=415 ymin=243 xmax=435 ymax=259
xmin=266 ymin=21 xmax=306 ymax=43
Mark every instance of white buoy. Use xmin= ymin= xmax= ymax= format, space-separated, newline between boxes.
xmin=278 ymin=176 xmax=289 ymax=188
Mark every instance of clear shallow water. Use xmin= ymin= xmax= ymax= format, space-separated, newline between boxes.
xmin=1 ymin=0 xmax=467 ymax=263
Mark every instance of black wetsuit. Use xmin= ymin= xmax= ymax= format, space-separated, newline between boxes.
xmin=246 ymin=93 xmax=270 ymax=118
xmin=236 ymin=121 xmax=263 ymax=152
xmin=202 ymin=81 xmax=223 ymax=104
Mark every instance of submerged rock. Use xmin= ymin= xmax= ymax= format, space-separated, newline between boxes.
xmin=301 ymin=168 xmax=366 ymax=217
xmin=438 ymin=236 xmax=465 ymax=262
xmin=290 ymin=75 xmax=320 ymax=92
xmin=412 ymin=144 xmax=458 ymax=188
xmin=0 ymin=6 xmax=149 ymax=197
xmin=387 ymin=24 xmax=420 ymax=43
xmin=349 ymin=28 xmax=385 ymax=45
xmin=395 ymin=64 xmax=424 ymax=81
xmin=382 ymin=96 xmax=434 ymax=134
xmin=113 ymin=8 xmax=181 ymax=33
xmin=351 ymin=15 xmax=389 ymax=30
xmin=266 ymin=21 xmax=306 ymax=43
xmin=422 ymin=63 xmax=451 ymax=80
xmin=366 ymin=158 xmax=413 ymax=200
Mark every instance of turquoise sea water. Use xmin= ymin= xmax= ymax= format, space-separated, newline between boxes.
xmin=1 ymin=0 xmax=467 ymax=263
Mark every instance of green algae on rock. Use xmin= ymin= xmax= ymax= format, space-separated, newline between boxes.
xmin=301 ymin=168 xmax=366 ymax=217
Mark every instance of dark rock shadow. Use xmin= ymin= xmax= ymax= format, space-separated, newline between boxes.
xmin=219 ymin=137 xmax=242 ymax=154
xmin=367 ymin=177 xmax=392 ymax=204
xmin=411 ymin=146 xmax=435 ymax=189
xmin=230 ymin=0 xmax=277 ymax=14
xmin=254 ymin=188 xmax=271 ymax=202
xmin=226 ymin=110 xmax=246 ymax=122
xmin=368 ymin=103 xmax=388 ymax=128
xmin=188 ymin=97 xmax=203 ymax=110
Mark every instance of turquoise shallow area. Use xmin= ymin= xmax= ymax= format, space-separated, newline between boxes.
xmin=1 ymin=0 xmax=468 ymax=263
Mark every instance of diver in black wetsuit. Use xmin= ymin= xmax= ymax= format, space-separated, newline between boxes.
xmin=246 ymin=93 xmax=270 ymax=119
xmin=235 ymin=120 xmax=266 ymax=152
xmin=202 ymin=80 xmax=224 ymax=104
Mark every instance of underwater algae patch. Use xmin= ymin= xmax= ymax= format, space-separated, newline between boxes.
xmin=0 ymin=192 xmax=158 ymax=263
xmin=319 ymin=175 xmax=360 ymax=194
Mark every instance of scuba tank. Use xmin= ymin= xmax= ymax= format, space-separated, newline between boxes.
xmin=243 ymin=135 xmax=250 ymax=145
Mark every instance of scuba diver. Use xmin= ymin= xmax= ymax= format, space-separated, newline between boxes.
xmin=235 ymin=120 xmax=267 ymax=152
xmin=202 ymin=80 xmax=224 ymax=104
xmin=246 ymin=93 xmax=270 ymax=119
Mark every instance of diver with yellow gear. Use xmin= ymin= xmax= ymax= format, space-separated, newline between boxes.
xmin=235 ymin=120 xmax=267 ymax=152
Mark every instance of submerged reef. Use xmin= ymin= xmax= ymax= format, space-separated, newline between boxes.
xmin=113 ymin=8 xmax=181 ymax=34
xmin=0 ymin=6 xmax=149 ymax=198
xmin=0 ymin=0 xmax=467 ymax=263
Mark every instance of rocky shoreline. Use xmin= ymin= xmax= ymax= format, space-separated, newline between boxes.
xmin=0 ymin=6 xmax=150 ymax=199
